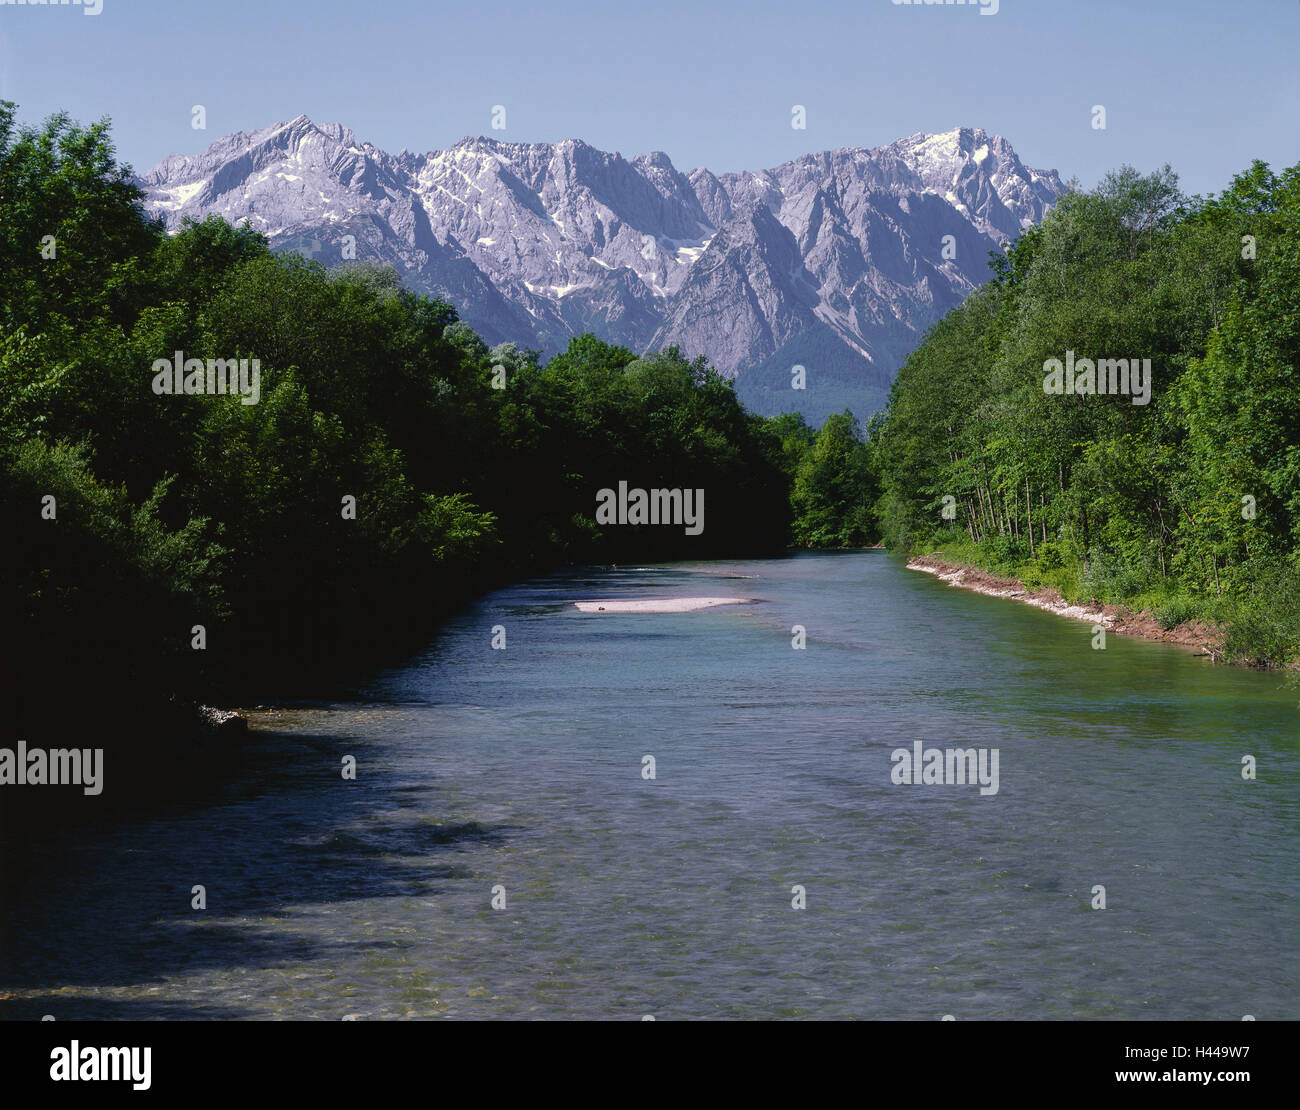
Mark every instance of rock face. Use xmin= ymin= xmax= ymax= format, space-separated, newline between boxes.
xmin=140 ymin=118 xmax=1065 ymax=424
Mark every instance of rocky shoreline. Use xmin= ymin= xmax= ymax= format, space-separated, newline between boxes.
xmin=906 ymin=554 xmax=1225 ymax=661
xmin=197 ymin=705 xmax=251 ymax=740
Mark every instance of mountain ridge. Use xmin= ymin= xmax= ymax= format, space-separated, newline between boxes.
xmin=140 ymin=117 xmax=1067 ymax=423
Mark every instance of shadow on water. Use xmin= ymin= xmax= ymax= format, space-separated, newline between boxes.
xmin=0 ymin=724 xmax=517 ymax=1018
xmin=0 ymin=997 xmax=255 ymax=1021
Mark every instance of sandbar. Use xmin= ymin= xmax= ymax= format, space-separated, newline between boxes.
xmin=574 ymin=597 xmax=750 ymax=613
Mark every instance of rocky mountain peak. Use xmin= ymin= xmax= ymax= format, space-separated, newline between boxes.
xmin=139 ymin=120 xmax=1066 ymax=424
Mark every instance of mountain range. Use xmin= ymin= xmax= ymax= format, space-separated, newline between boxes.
xmin=139 ymin=117 xmax=1066 ymax=424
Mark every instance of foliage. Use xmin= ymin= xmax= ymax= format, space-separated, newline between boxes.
xmin=871 ymin=157 xmax=1300 ymax=665
xmin=0 ymin=105 xmax=794 ymax=736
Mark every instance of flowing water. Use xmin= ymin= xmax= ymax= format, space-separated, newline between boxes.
xmin=2 ymin=552 xmax=1297 ymax=1019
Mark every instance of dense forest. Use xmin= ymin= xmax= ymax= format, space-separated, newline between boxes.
xmin=0 ymin=104 xmax=872 ymax=745
xmin=872 ymin=157 xmax=1300 ymax=667
xmin=4 ymin=102 xmax=1296 ymax=755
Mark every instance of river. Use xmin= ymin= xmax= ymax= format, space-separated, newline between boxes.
xmin=1 ymin=552 xmax=1296 ymax=1019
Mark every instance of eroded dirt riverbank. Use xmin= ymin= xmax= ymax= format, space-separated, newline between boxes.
xmin=906 ymin=553 xmax=1225 ymax=660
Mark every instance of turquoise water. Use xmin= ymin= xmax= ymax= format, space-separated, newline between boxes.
xmin=2 ymin=552 xmax=1297 ymax=1019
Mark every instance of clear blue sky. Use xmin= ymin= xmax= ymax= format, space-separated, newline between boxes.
xmin=1 ymin=0 xmax=1295 ymax=196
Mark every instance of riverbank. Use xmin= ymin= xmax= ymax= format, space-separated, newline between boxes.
xmin=906 ymin=553 xmax=1226 ymax=660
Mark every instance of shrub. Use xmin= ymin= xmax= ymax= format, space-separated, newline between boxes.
xmin=1223 ymin=567 xmax=1300 ymax=667
xmin=1152 ymin=595 xmax=1199 ymax=630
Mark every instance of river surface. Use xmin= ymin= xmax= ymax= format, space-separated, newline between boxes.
xmin=2 ymin=552 xmax=1297 ymax=1019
